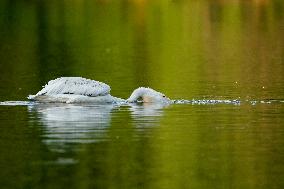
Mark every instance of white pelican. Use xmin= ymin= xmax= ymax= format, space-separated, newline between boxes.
xmin=28 ymin=77 xmax=171 ymax=104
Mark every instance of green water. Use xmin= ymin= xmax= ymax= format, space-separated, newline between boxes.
xmin=0 ymin=0 xmax=284 ymax=188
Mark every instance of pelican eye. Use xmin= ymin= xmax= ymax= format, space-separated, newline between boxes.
xmin=163 ymin=95 xmax=166 ymax=98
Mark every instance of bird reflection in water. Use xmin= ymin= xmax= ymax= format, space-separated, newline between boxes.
xmin=28 ymin=103 xmax=168 ymax=151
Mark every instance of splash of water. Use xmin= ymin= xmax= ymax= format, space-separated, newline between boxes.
xmin=0 ymin=101 xmax=37 ymax=106
xmin=171 ymin=99 xmax=241 ymax=105
xmin=1 ymin=99 xmax=282 ymax=106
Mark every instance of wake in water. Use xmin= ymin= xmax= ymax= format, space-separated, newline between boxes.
xmin=172 ymin=99 xmax=241 ymax=105
xmin=1 ymin=99 xmax=282 ymax=106
xmin=0 ymin=101 xmax=37 ymax=106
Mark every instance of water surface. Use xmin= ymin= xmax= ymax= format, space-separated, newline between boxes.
xmin=0 ymin=0 xmax=284 ymax=188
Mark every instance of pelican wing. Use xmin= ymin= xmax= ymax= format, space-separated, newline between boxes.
xmin=35 ymin=77 xmax=111 ymax=97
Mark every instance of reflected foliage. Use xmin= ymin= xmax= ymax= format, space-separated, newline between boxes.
xmin=0 ymin=0 xmax=284 ymax=189
xmin=0 ymin=0 xmax=283 ymax=100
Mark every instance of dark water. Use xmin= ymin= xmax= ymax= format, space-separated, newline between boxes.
xmin=0 ymin=0 xmax=284 ymax=188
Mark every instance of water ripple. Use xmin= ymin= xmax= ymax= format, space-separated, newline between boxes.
xmin=172 ymin=99 xmax=241 ymax=105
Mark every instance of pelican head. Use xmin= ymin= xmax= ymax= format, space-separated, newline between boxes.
xmin=127 ymin=87 xmax=171 ymax=104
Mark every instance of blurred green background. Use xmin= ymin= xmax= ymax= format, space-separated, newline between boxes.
xmin=0 ymin=0 xmax=283 ymax=101
xmin=0 ymin=0 xmax=284 ymax=189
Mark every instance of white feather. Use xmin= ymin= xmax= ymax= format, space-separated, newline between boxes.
xmin=33 ymin=77 xmax=110 ymax=98
xmin=28 ymin=77 xmax=170 ymax=104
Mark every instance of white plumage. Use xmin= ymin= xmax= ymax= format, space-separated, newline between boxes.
xmin=28 ymin=77 xmax=171 ymax=104
xmin=35 ymin=77 xmax=110 ymax=97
